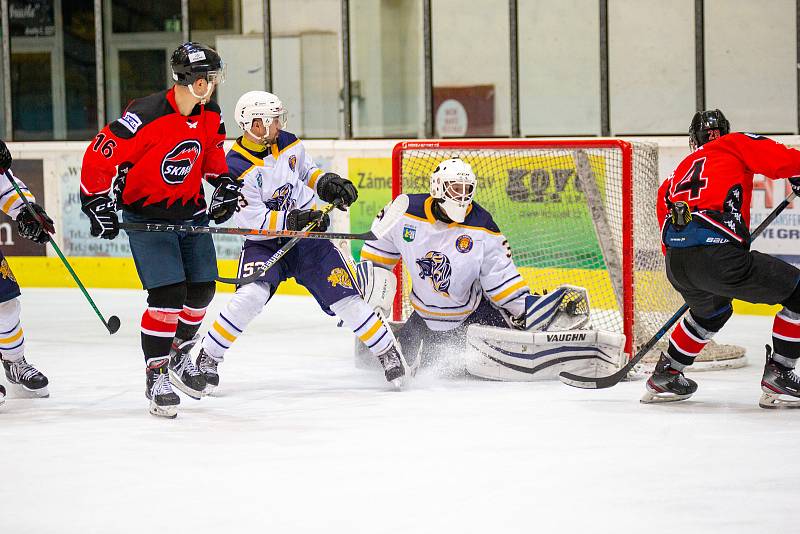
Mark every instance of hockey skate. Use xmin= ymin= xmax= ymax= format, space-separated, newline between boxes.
xmin=196 ymin=349 xmax=221 ymax=395
xmin=376 ymin=344 xmax=410 ymax=389
xmin=2 ymin=356 xmax=49 ymax=397
xmin=146 ymin=358 xmax=180 ymax=418
xmin=0 ymin=383 xmax=5 ymax=407
xmin=759 ymin=345 xmax=800 ymax=409
xmin=168 ymin=337 xmax=206 ymax=400
xmin=641 ymin=352 xmax=697 ymax=404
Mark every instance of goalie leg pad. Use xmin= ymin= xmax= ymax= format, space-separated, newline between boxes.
xmin=465 ymin=324 xmax=626 ymax=381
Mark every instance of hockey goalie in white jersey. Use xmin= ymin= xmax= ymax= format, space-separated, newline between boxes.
xmin=358 ymin=158 xmax=626 ymax=380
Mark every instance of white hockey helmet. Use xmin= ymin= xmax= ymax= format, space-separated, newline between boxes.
xmin=234 ymin=90 xmax=288 ymax=138
xmin=430 ymin=158 xmax=476 ymax=223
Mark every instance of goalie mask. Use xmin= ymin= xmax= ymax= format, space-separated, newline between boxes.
xmin=689 ymin=109 xmax=729 ymax=151
xmin=430 ymin=158 xmax=476 ymax=223
xmin=234 ymin=91 xmax=288 ymax=143
xmin=170 ymin=42 xmax=226 ymax=103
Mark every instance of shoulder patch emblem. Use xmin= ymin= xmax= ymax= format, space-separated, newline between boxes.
xmin=117 ymin=112 xmax=142 ymax=134
xmin=327 ymin=268 xmax=353 ymax=289
xmin=455 ymin=234 xmax=473 ymax=253
xmin=402 ymin=225 xmax=416 ymax=242
xmin=288 ymin=155 xmax=297 ymax=172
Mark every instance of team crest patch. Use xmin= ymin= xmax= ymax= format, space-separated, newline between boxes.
xmin=416 ymin=251 xmax=452 ymax=295
xmin=402 ymin=225 xmax=416 ymax=242
xmin=288 ymin=155 xmax=297 ymax=172
xmin=0 ymin=259 xmax=16 ymax=282
xmin=455 ymin=234 xmax=473 ymax=253
xmin=327 ymin=268 xmax=353 ymax=289
xmin=161 ymin=139 xmax=201 ymax=185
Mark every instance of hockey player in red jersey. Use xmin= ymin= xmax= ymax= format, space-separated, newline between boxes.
xmin=649 ymin=109 xmax=800 ymax=408
xmin=80 ymin=42 xmax=239 ymax=418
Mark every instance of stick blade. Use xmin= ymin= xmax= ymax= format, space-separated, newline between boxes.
xmin=370 ymin=194 xmax=409 ymax=239
xmin=107 ymin=315 xmax=121 ymax=335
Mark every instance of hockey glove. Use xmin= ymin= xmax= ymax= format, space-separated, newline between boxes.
xmin=16 ymin=203 xmax=54 ymax=244
xmin=208 ymin=175 xmax=242 ymax=224
xmin=286 ymin=208 xmax=330 ymax=232
xmin=81 ymin=196 xmax=119 ymax=239
xmin=316 ymin=173 xmax=358 ymax=210
xmin=0 ymin=139 xmax=11 ymax=173
xmin=790 ymin=177 xmax=800 ymax=197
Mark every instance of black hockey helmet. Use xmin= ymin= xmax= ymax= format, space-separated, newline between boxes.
xmin=689 ymin=109 xmax=730 ymax=150
xmin=170 ymin=42 xmax=226 ymax=86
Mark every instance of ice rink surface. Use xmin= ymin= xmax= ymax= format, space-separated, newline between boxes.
xmin=1 ymin=288 xmax=797 ymax=533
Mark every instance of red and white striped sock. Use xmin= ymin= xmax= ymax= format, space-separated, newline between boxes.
xmin=772 ymin=307 xmax=800 ymax=368
xmin=141 ymin=307 xmax=181 ymax=361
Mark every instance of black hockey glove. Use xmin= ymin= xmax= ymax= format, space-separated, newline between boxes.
xmin=208 ymin=175 xmax=242 ymax=224
xmin=316 ymin=173 xmax=358 ymax=210
xmin=0 ymin=139 xmax=11 ymax=172
xmin=81 ymin=196 xmax=119 ymax=239
xmin=790 ymin=177 xmax=800 ymax=197
xmin=286 ymin=208 xmax=330 ymax=232
xmin=16 ymin=203 xmax=54 ymax=244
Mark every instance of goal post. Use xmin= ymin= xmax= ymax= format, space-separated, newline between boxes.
xmin=390 ymin=139 xmax=746 ymax=370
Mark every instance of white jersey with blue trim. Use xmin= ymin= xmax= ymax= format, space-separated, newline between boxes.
xmin=361 ymin=194 xmax=530 ymax=331
xmin=226 ymin=137 xmax=317 ymax=240
xmin=0 ymin=168 xmax=36 ymax=219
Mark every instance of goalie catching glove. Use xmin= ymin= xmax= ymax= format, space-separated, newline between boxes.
xmin=208 ymin=174 xmax=242 ymax=224
xmin=17 ymin=203 xmax=54 ymax=243
xmin=510 ymin=285 xmax=591 ymax=331
xmin=316 ymin=173 xmax=358 ymax=210
xmin=286 ymin=208 xmax=330 ymax=232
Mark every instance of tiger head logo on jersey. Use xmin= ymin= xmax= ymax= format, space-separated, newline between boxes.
xmin=161 ymin=140 xmax=202 ymax=185
xmin=327 ymin=268 xmax=353 ymax=289
xmin=264 ymin=183 xmax=295 ymax=212
xmin=455 ymin=234 xmax=473 ymax=253
xmin=416 ymin=251 xmax=452 ymax=295
xmin=288 ymin=155 xmax=297 ymax=172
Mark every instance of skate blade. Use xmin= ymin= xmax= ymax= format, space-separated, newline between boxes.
xmin=759 ymin=392 xmax=800 ymax=409
xmin=149 ymin=401 xmax=178 ymax=419
xmin=640 ymin=390 xmax=692 ymax=404
xmin=168 ymin=369 xmax=204 ymax=400
xmin=202 ymin=384 xmax=218 ymax=397
xmin=10 ymin=384 xmax=49 ymax=398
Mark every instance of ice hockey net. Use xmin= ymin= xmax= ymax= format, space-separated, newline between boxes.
xmin=390 ymin=139 xmax=746 ymax=371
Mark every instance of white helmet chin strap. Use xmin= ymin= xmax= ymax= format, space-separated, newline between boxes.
xmin=188 ymin=82 xmax=214 ymax=105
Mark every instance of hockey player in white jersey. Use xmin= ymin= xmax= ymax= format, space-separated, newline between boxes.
xmin=0 ymin=139 xmax=53 ymax=403
xmin=194 ymin=91 xmax=410 ymax=389
xmin=359 ymin=158 xmax=625 ymax=377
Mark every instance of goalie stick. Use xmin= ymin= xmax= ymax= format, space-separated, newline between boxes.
xmin=559 ymin=191 xmax=797 ymax=390
xmin=4 ymin=168 xmax=121 ymax=334
xmin=119 ymin=222 xmax=387 ymax=242
xmin=217 ymin=194 xmax=410 ymax=285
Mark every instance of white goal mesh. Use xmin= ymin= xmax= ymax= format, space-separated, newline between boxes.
xmin=391 ymin=140 xmax=745 ymax=370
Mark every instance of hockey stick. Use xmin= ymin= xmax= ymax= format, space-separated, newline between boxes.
xmin=118 ymin=222 xmax=385 ymax=241
xmin=4 ymin=169 xmax=121 ymax=334
xmin=559 ymin=191 xmax=797 ymax=390
xmin=216 ymin=194 xmax=410 ymax=286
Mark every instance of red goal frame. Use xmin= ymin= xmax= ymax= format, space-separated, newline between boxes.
xmin=390 ymin=139 xmax=636 ymax=358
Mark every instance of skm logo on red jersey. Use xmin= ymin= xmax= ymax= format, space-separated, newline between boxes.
xmin=161 ymin=140 xmax=202 ymax=185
